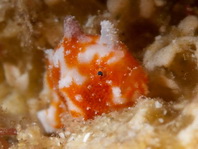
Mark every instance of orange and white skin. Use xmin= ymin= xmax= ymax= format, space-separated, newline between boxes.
xmin=38 ymin=16 xmax=148 ymax=132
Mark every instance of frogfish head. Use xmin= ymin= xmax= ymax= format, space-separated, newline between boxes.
xmin=38 ymin=16 xmax=148 ymax=132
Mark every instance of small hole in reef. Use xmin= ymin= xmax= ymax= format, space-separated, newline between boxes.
xmin=97 ymin=71 xmax=103 ymax=76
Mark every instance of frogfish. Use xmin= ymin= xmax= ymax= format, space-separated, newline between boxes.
xmin=38 ymin=16 xmax=148 ymax=132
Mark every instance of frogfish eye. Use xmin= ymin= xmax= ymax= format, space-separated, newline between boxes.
xmin=97 ymin=71 xmax=103 ymax=76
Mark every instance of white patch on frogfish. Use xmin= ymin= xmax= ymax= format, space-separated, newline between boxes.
xmin=46 ymin=47 xmax=64 ymax=67
xmin=47 ymin=46 xmax=86 ymax=88
xmin=107 ymin=50 xmax=125 ymax=64
xmin=112 ymin=87 xmax=126 ymax=104
xmin=46 ymin=105 xmax=58 ymax=126
xmin=62 ymin=92 xmax=82 ymax=114
xmin=65 ymin=50 xmax=71 ymax=55
xmin=45 ymin=49 xmax=54 ymax=65
xmin=78 ymin=41 xmax=112 ymax=63
xmin=75 ymin=94 xmax=83 ymax=102
xmin=106 ymin=80 xmax=112 ymax=85
xmin=37 ymin=105 xmax=57 ymax=133
xmin=59 ymin=68 xmax=86 ymax=88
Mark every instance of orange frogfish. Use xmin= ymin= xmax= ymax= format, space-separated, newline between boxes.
xmin=38 ymin=16 xmax=148 ymax=132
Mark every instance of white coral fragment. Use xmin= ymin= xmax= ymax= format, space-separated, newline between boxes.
xmin=178 ymin=15 xmax=198 ymax=36
xmin=177 ymin=100 xmax=198 ymax=146
xmin=3 ymin=63 xmax=29 ymax=92
xmin=144 ymin=37 xmax=198 ymax=71
xmin=2 ymin=91 xmax=27 ymax=115
xmin=144 ymin=15 xmax=198 ymax=71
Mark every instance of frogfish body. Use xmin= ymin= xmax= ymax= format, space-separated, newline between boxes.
xmin=38 ymin=16 xmax=148 ymax=132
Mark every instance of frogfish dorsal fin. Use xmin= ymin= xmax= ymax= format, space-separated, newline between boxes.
xmin=100 ymin=20 xmax=118 ymax=47
xmin=64 ymin=16 xmax=83 ymax=39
